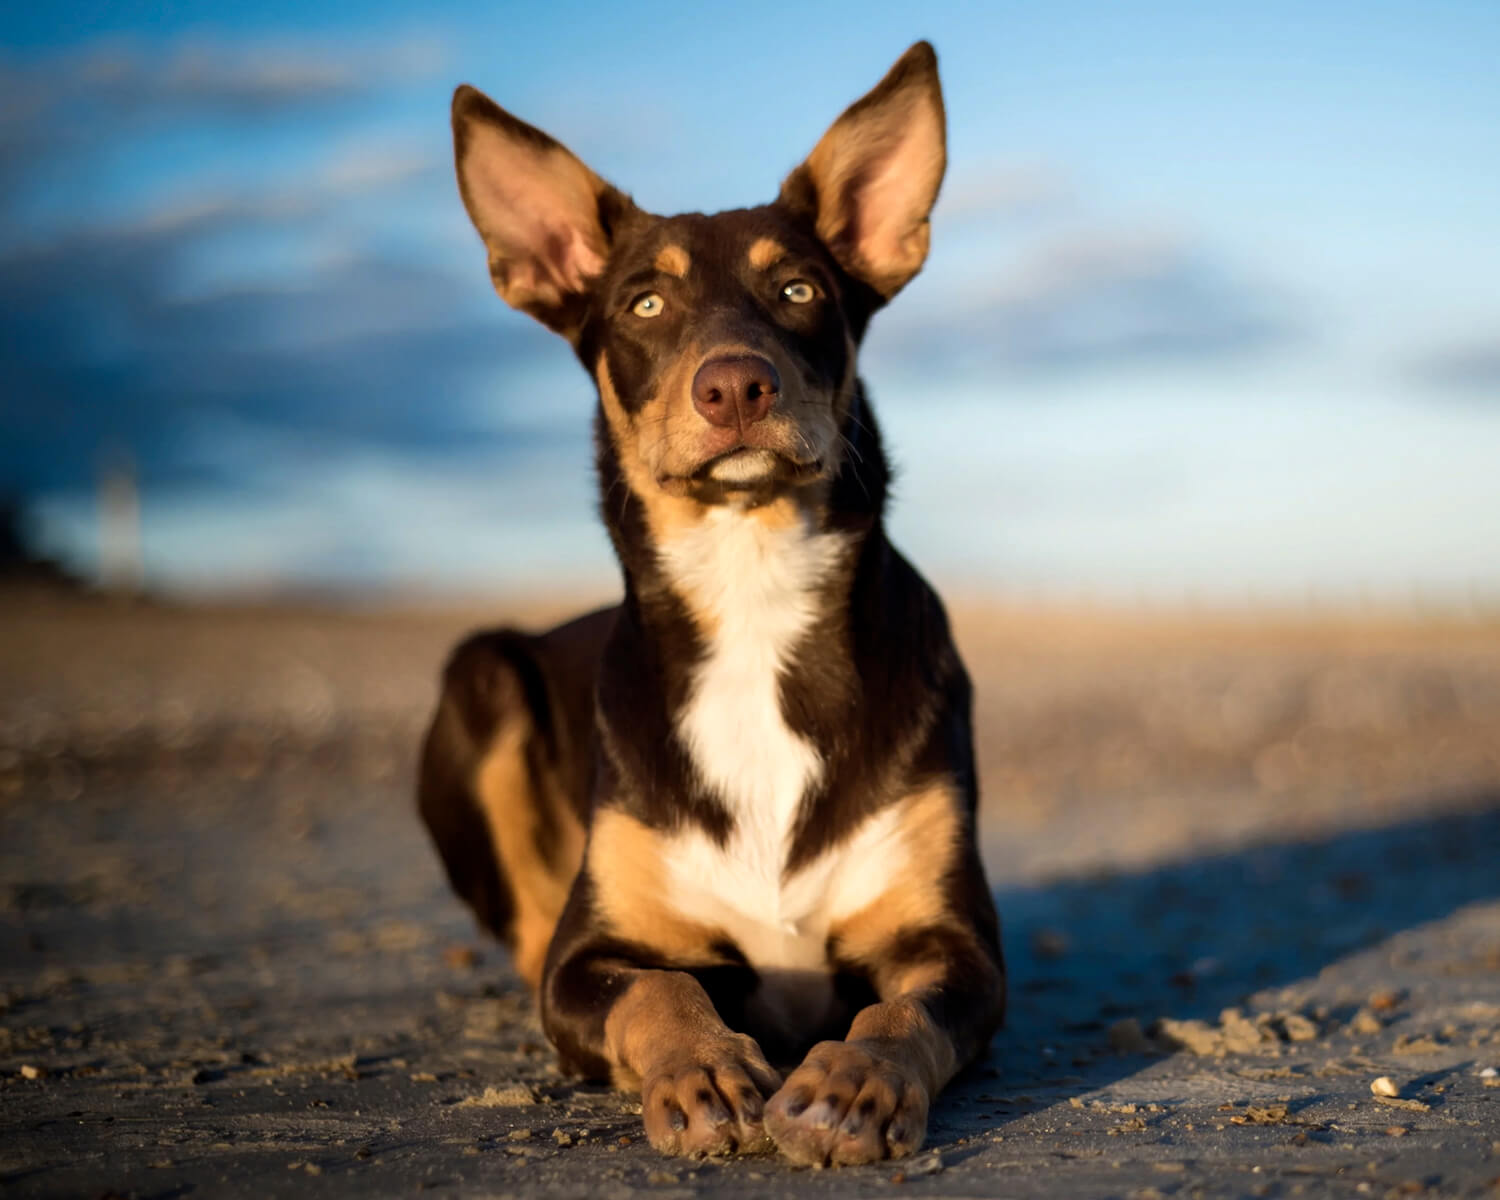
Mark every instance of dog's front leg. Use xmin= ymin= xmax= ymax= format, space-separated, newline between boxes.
xmin=544 ymin=942 xmax=783 ymax=1156
xmin=608 ymin=969 xmax=783 ymax=1156
xmin=766 ymin=916 xmax=1005 ymax=1166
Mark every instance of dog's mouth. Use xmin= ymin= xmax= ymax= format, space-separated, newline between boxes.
xmin=655 ymin=446 xmax=825 ymax=497
xmin=700 ymin=446 xmax=824 ymax=485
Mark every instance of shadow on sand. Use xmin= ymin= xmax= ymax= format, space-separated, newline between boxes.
xmin=939 ymin=790 xmax=1500 ymax=1134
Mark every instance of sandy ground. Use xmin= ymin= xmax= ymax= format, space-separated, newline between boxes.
xmin=2 ymin=588 xmax=1500 ymax=1198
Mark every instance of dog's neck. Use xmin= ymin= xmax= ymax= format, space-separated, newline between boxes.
xmin=594 ymin=381 xmax=891 ymax=618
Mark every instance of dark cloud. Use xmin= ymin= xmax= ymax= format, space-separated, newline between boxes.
xmin=1411 ymin=337 xmax=1500 ymax=396
xmin=0 ymin=37 xmax=442 ymax=211
xmin=875 ymin=229 xmax=1296 ymax=374
xmin=0 ymin=188 xmax=568 ymax=503
xmin=0 ymin=31 xmax=576 ymax=518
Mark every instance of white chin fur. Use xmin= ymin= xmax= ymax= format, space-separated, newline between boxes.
xmin=707 ymin=448 xmax=778 ymax=485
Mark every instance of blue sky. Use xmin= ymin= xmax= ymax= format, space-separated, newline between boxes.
xmin=2 ymin=1 xmax=1498 ymax=600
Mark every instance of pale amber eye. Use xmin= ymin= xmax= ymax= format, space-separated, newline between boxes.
xmin=780 ymin=280 xmax=816 ymax=304
xmin=631 ymin=292 xmax=665 ymax=318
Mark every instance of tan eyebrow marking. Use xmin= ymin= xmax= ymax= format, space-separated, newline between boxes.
xmin=747 ymin=237 xmax=785 ymax=271
xmin=654 ymin=244 xmax=690 ymax=277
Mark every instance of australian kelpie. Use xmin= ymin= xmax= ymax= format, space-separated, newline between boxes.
xmin=418 ymin=41 xmax=1005 ymax=1166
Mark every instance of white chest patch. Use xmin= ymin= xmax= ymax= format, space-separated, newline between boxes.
xmin=662 ymin=801 xmax=918 ymax=1037
xmin=656 ymin=507 xmax=849 ymax=925
xmin=654 ymin=508 xmax=935 ymax=1035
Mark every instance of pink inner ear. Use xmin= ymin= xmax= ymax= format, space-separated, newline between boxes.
xmin=849 ymin=99 xmax=944 ymax=272
xmin=464 ymin=124 xmax=606 ymax=305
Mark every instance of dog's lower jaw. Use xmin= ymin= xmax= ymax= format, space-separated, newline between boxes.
xmin=706 ymin=447 xmax=779 ymax=485
xmin=650 ymin=458 xmax=829 ymax=507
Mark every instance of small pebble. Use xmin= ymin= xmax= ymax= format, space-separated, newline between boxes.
xmin=1370 ymin=1076 xmax=1400 ymax=1098
xmin=20 ymin=1065 xmax=44 ymax=1080
xmin=1479 ymin=1066 xmax=1497 ymax=1078
xmin=1350 ymin=1009 xmax=1384 ymax=1036
xmin=507 ymin=1128 xmax=532 ymax=1142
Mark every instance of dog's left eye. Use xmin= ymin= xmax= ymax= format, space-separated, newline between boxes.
xmin=780 ymin=280 xmax=816 ymax=304
xmin=630 ymin=292 xmax=666 ymax=319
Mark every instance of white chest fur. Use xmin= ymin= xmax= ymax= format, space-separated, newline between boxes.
xmin=656 ymin=507 xmax=848 ymax=925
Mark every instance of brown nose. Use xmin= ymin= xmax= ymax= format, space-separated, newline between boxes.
xmin=691 ymin=355 xmax=780 ymax=429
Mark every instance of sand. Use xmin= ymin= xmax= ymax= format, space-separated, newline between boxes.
xmin=2 ymin=589 xmax=1499 ymax=1197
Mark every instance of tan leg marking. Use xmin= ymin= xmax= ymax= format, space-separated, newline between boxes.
xmin=654 ymin=243 xmax=691 ymax=277
xmin=604 ymin=972 xmax=781 ymax=1155
xmin=769 ymin=781 xmax=970 ymax=1165
xmin=746 ymin=237 xmax=785 ymax=271
xmin=590 ymin=805 xmax=782 ymax=1154
xmin=473 ymin=718 xmax=585 ymax=990
xmin=828 ymin=782 xmax=960 ymax=973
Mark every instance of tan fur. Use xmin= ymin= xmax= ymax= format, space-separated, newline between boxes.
xmin=589 ymin=807 xmax=731 ymax=963
xmin=654 ymin=243 xmax=691 ymax=277
xmin=747 ymin=237 xmax=785 ymax=271
xmin=846 ymin=994 xmax=957 ymax=1095
xmin=828 ymin=782 xmax=961 ymax=970
xmin=743 ymin=494 xmax=811 ymax=532
xmin=596 ymin=354 xmax=707 ymax=541
xmin=603 ymin=972 xmax=743 ymax=1089
xmin=473 ymin=721 xmax=586 ymax=989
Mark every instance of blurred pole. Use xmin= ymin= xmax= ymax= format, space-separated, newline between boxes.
xmin=98 ymin=452 xmax=143 ymax=595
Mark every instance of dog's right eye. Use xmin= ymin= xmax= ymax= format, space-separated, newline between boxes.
xmin=630 ymin=292 xmax=666 ymax=319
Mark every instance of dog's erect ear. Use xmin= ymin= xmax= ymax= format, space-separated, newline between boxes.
xmin=780 ymin=42 xmax=946 ymax=300
xmin=452 ymin=85 xmax=632 ymax=335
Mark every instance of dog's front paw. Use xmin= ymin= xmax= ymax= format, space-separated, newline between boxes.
xmin=766 ymin=1040 xmax=929 ymax=1166
xmin=640 ymin=1033 xmax=781 ymax=1157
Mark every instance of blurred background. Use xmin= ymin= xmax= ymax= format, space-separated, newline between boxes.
xmin=3 ymin=6 xmax=1500 ymax=1192
xmin=2 ymin=0 xmax=1497 ymax=603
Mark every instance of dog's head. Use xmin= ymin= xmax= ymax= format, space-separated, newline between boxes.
xmin=452 ymin=43 xmax=944 ymax=510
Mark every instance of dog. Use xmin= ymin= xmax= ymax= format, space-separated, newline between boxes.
xmin=417 ymin=41 xmax=1005 ymax=1166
